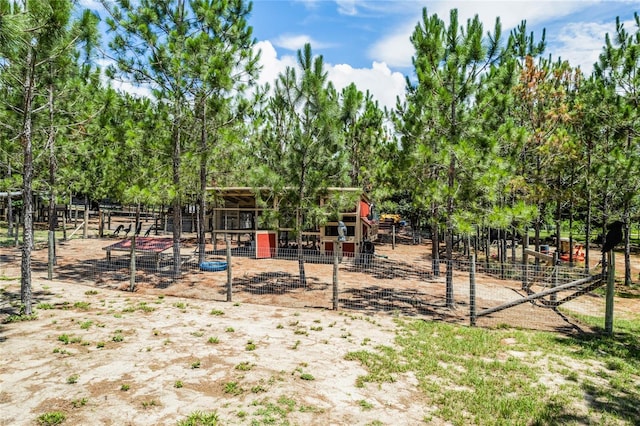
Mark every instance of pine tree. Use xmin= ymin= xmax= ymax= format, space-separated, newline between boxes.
xmin=102 ymin=0 xmax=259 ymax=273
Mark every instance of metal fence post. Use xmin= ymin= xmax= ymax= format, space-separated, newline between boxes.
xmin=129 ymin=236 xmax=136 ymax=292
xmin=470 ymin=253 xmax=476 ymax=326
xmin=226 ymin=236 xmax=232 ymax=302
xmin=333 ymin=242 xmax=340 ymax=310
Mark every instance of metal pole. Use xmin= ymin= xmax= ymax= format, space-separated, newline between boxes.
xmin=470 ymin=253 xmax=476 ymax=326
xmin=522 ymin=231 xmax=529 ymax=290
xmin=333 ymin=242 xmax=339 ymax=310
xmin=226 ymin=236 xmax=232 ymax=302
xmin=129 ymin=236 xmax=136 ymax=292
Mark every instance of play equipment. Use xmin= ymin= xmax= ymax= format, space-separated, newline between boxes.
xmin=103 ymin=237 xmax=173 ymax=270
xmin=559 ymin=238 xmax=585 ymax=262
xmin=199 ymin=261 xmax=228 ymax=272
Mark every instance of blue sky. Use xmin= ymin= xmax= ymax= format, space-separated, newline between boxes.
xmin=249 ymin=0 xmax=640 ymax=109
xmin=84 ymin=1 xmax=640 ymax=110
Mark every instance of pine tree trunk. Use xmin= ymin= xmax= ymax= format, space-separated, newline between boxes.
xmin=20 ymin=45 xmax=36 ymax=315
xmin=624 ymin=204 xmax=631 ymax=286
xmin=585 ymin=142 xmax=592 ymax=273
xmin=198 ymin=99 xmax=207 ymax=264
xmin=296 ymin=208 xmax=307 ymax=286
xmin=445 ymin=157 xmax=455 ymax=308
xmin=431 ymin=203 xmax=439 ymax=276
xmin=7 ymin=163 xmax=13 ymax=237
xmin=172 ymin=121 xmax=182 ymax=277
xmin=48 ymin=76 xmax=57 ymax=280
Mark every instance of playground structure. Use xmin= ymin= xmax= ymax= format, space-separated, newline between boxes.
xmin=558 ymin=238 xmax=586 ymax=262
xmin=207 ymin=187 xmax=378 ymax=260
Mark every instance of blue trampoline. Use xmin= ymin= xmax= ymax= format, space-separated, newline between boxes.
xmin=199 ymin=261 xmax=228 ymax=272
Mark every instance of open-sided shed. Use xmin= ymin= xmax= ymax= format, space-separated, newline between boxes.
xmin=207 ymin=187 xmax=378 ymax=259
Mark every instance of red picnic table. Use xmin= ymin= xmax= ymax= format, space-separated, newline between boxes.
xmin=103 ymin=237 xmax=174 ymax=270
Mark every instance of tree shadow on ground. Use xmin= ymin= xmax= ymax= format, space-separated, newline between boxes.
xmin=339 ymin=285 xmax=463 ymax=321
xmin=51 ymin=254 xmax=197 ymax=289
xmin=342 ymin=257 xmax=437 ymax=282
xmin=230 ymin=271 xmax=327 ymax=296
xmin=549 ymin=328 xmax=640 ymax=424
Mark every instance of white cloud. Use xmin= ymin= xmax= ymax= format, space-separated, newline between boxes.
xmin=77 ymin=0 xmax=102 ymax=9
xmin=95 ymin=58 xmax=154 ymax=98
xmin=255 ymin=41 xmax=405 ymax=111
xmin=329 ymin=61 xmax=406 ymax=110
xmin=255 ymin=40 xmax=297 ymax=89
xmin=272 ymin=34 xmax=335 ymax=51
xmin=551 ymin=16 xmax=638 ymax=74
xmin=368 ymin=1 xmax=598 ymax=68
xmin=552 ymin=21 xmax=610 ymax=73
xmin=336 ymin=0 xmax=358 ymax=16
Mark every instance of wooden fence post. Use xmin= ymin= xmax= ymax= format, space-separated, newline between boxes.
xmin=605 ymin=251 xmax=615 ymax=334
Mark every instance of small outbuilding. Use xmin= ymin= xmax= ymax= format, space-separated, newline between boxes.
xmin=207 ymin=187 xmax=378 ymax=259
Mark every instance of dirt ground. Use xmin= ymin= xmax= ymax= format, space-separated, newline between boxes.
xmin=1 ymin=233 xmax=639 ymax=425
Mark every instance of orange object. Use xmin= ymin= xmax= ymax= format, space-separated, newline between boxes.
xmin=559 ymin=243 xmax=585 ymax=262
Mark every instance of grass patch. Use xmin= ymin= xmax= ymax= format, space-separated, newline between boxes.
xmin=177 ymin=411 xmax=219 ymax=426
xmin=71 ymin=397 xmax=88 ymax=408
xmin=73 ymin=301 xmax=90 ymax=310
xmin=299 ymin=373 xmax=315 ymax=381
xmin=235 ymin=361 xmax=253 ymax=371
xmin=358 ymin=399 xmax=374 ymax=410
xmin=37 ymin=411 xmax=66 ymax=425
xmin=3 ymin=312 xmax=38 ymax=323
xmin=223 ymin=381 xmax=243 ymax=395
xmin=250 ymin=395 xmax=321 ymax=423
xmin=36 ymin=303 xmax=54 ymax=310
xmin=142 ymin=399 xmax=159 ymax=409
xmin=344 ymin=317 xmax=640 ymax=425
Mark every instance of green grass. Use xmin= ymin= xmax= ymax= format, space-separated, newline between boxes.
xmin=344 ymin=317 xmax=640 ymax=425
xmin=177 ymin=411 xmax=219 ymax=426
xmin=249 ymin=396 xmax=322 ymax=423
xmin=223 ymin=381 xmax=243 ymax=395
xmin=73 ymin=301 xmax=90 ymax=310
xmin=37 ymin=411 xmax=66 ymax=425
xmin=71 ymin=397 xmax=88 ymax=408
xmin=37 ymin=303 xmax=55 ymax=310
xmin=3 ymin=312 xmax=38 ymax=323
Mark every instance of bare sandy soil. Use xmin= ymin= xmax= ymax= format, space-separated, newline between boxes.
xmin=1 ymin=235 xmax=638 ymax=425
